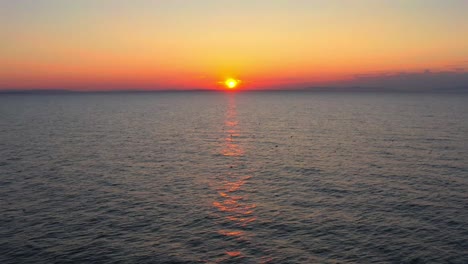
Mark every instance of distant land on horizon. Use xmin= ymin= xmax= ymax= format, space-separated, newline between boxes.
xmin=1 ymin=86 xmax=468 ymax=94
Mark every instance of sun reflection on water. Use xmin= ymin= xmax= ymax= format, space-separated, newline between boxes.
xmin=212 ymin=95 xmax=258 ymax=260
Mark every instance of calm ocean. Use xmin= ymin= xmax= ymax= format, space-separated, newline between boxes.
xmin=1 ymin=92 xmax=467 ymax=263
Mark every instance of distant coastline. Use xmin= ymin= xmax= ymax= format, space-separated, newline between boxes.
xmin=1 ymin=86 xmax=467 ymax=94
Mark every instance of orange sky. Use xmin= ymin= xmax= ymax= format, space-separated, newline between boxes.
xmin=1 ymin=1 xmax=467 ymax=90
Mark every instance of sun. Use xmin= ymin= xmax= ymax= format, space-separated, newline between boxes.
xmin=225 ymin=78 xmax=239 ymax=89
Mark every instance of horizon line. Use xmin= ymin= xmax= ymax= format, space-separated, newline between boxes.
xmin=1 ymin=86 xmax=468 ymax=94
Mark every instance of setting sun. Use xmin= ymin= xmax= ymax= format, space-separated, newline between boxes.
xmin=225 ymin=78 xmax=239 ymax=89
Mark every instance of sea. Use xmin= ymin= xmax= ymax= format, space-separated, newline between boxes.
xmin=1 ymin=91 xmax=467 ymax=263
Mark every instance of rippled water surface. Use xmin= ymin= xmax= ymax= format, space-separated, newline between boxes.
xmin=1 ymin=92 xmax=468 ymax=263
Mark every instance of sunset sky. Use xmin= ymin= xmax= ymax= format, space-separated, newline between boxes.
xmin=1 ymin=0 xmax=468 ymax=91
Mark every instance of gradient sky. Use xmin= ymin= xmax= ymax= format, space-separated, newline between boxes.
xmin=1 ymin=0 xmax=468 ymax=90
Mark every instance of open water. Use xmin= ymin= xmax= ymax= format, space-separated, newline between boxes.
xmin=1 ymin=92 xmax=467 ymax=263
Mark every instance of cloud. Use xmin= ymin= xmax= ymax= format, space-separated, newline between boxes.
xmin=339 ymin=69 xmax=468 ymax=91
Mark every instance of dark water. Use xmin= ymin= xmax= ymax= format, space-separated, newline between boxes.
xmin=1 ymin=92 xmax=467 ymax=263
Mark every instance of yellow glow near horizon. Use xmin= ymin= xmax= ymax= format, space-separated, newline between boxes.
xmin=225 ymin=78 xmax=239 ymax=89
